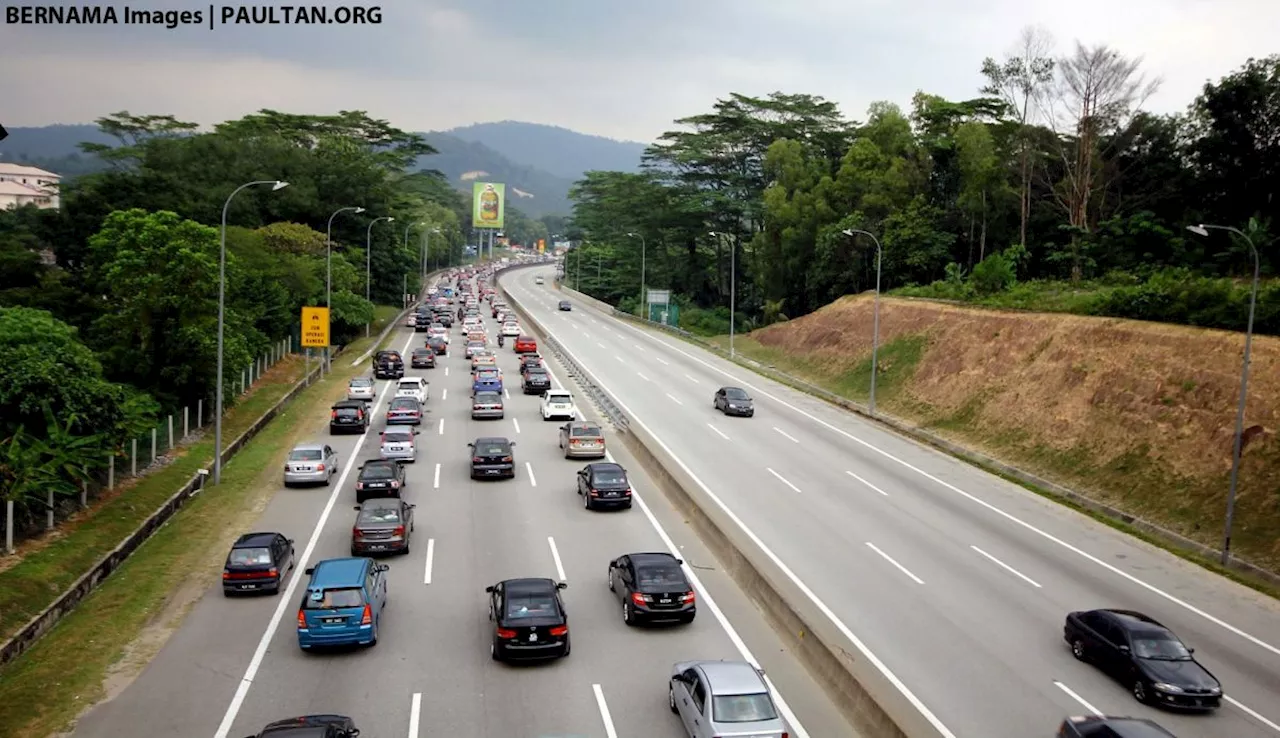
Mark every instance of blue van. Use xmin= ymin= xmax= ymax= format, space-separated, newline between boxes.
xmin=296 ymin=557 xmax=388 ymax=649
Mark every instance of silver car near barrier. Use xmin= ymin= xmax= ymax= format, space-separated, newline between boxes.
xmin=668 ymin=660 xmax=790 ymax=738
xmin=283 ymin=442 xmax=339 ymax=487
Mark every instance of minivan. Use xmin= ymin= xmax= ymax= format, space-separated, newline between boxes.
xmin=296 ymin=557 xmax=389 ymax=649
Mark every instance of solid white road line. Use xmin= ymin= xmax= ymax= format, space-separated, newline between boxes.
xmin=592 ymin=684 xmax=619 ymax=738
xmin=212 ymin=330 xmax=415 ymax=738
xmin=1228 ymin=696 xmax=1280 ymax=733
xmin=773 ymin=426 xmax=799 ymax=443
xmin=971 ymin=545 xmax=1042 ymax=588
xmin=441 ymin=388 xmax=448 ymax=401
xmin=845 ymin=470 xmax=889 ymax=496
xmin=438 ymin=418 xmax=445 ymax=435
xmin=706 ymin=423 xmax=730 ymax=440
xmin=526 ymin=462 xmax=537 ymax=487
xmin=513 ymin=417 xmax=521 ymax=434
xmin=408 ymin=692 xmax=422 ymax=738
xmin=636 ymin=372 xmax=650 ymax=382
xmin=766 ymin=467 xmax=802 ymax=494
xmin=866 ymin=542 xmax=925 ymax=584
xmin=433 ymin=462 xmax=441 ymax=489
xmin=666 ymin=392 xmax=684 ymax=405
xmin=1053 ymin=681 xmax=1102 ymax=716
xmin=547 ymin=536 xmax=567 ymax=581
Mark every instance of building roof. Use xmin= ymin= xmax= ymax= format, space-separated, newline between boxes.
xmin=0 ymin=163 xmax=61 ymax=179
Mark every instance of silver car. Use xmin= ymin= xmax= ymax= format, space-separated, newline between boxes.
xmin=668 ymin=660 xmax=789 ymax=738
xmin=471 ymin=391 xmax=504 ymax=419
xmin=347 ymin=377 xmax=375 ymax=402
xmin=283 ymin=442 xmax=339 ymax=486
xmin=380 ymin=428 xmax=420 ymax=462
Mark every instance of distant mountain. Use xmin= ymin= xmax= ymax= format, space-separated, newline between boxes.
xmin=446 ymin=121 xmax=647 ymax=181
xmin=0 ymin=124 xmax=113 ymax=176
xmin=416 ymin=132 xmax=576 ymax=217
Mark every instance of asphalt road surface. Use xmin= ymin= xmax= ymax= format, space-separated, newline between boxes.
xmin=70 ymin=281 xmax=853 ymax=738
xmin=502 ymin=266 xmax=1280 ymax=738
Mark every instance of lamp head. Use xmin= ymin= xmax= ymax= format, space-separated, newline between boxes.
xmin=271 ymin=181 xmax=289 ymax=191
xmin=354 ymin=207 xmax=366 ymax=214
xmin=1186 ymin=224 xmax=1209 ymax=237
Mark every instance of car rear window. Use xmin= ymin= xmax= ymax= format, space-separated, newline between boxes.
xmin=305 ymin=587 xmax=365 ymax=609
xmin=228 ymin=547 xmax=272 ymax=566
xmin=475 ymin=392 xmax=502 ymax=404
xmin=358 ymin=506 xmax=401 ymax=524
xmin=636 ymin=565 xmax=685 ymax=587
xmin=712 ymin=692 xmax=777 ymax=723
xmin=334 ymin=408 xmax=359 ymax=417
xmin=390 ymin=398 xmax=417 ymax=409
xmin=413 ymin=349 xmax=432 ymax=357
xmin=547 ymin=393 xmax=571 ymax=403
xmin=570 ymin=426 xmax=601 ymax=438
xmin=398 ymin=381 xmax=420 ymax=391
xmin=505 ymin=593 xmax=558 ymax=619
xmin=383 ymin=432 xmax=412 ymax=443
xmin=350 ymin=379 xmax=372 ymax=387
xmin=363 ymin=465 xmax=394 ymax=479
xmin=476 ymin=443 xmax=509 ymax=455
xmin=289 ymin=449 xmax=323 ymax=460
xmin=592 ymin=469 xmax=627 ymax=485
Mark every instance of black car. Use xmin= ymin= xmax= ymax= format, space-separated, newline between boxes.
xmin=410 ymin=348 xmax=437 ymax=368
xmin=519 ymin=353 xmax=544 ymax=372
xmin=355 ymin=459 xmax=406 ymax=503
xmin=522 ymin=368 xmax=551 ymax=394
xmin=434 ymin=310 xmax=453 ymax=328
xmin=468 ymin=437 xmax=516 ymax=479
xmin=374 ymin=350 xmax=404 ymax=380
xmin=576 ymin=462 xmax=633 ymax=510
xmin=1063 ymin=608 xmax=1222 ymax=710
xmin=223 ymin=531 xmax=295 ymax=596
xmin=329 ymin=400 xmax=369 ymax=434
xmin=427 ymin=336 xmax=448 ymax=356
xmin=486 ymin=578 xmax=570 ymax=662
xmin=607 ymin=552 xmax=696 ymax=625
xmin=351 ymin=498 xmax=415 ymax=556
xmin=713 ymin=386 xmax=754 ymax=417
xmin=1056 ymin=715 xmax=1177 ymax=737
xmin=558 ymin=300 xmax=571 ymax=311
xmin=242 ymin=715 xmax=360 ymax=738
xmin=414 ymin=316 xmax=431 ymax=332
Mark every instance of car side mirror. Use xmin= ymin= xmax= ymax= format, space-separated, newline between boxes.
xmin=509 ymin=441 xmax=516 ymax=446
xmin=1187 ymin=647 xmax=1195 ymax=654
xmin=467 ymin=442 xmax=474 ymax=448
xmin=557 ymin=581 xmax=568 ymax=590
xmin=676 ymin=558 xmax=684 ymax=565
xmin=414 ymin=430 xmax=420 ymax=435
xmin=1118 ymin=644 xmax=1130 ymax=653
xmin=304 ymin=567 xmax=314 ymax=575
xmin=485 ymin=585 xmax=495 ymax=593
xmin=347 ymin=729 xmax=360 ymax=738
xmin=287 ymin=538 xmax=294 ymax=544
xmin=376 ymin=564 xmax=390 ymax=572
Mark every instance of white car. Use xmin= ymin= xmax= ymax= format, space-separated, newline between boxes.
xmin=347 ymin=377 xmax=375 ymax=402
xmin=404 ymin=313 xmax=417 ymax=328
xmin=463 ymin=316 xmax=481 ymax=331
xmin=428 ymin=325 xmax=450 ymax=344
xmin=501 ymin=322 xmax=520 ymax=337
xmin=535 ymin=276 xmax=544 ymax=284
xmin=380 ymin=428 xmax=420 ymax=462
xmin=541 ymin=390 xmax=577 ymax=421
xmin=395 ymin=377 xmax=429 ymax=404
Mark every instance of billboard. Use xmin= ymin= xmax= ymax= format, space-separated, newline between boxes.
xmin=537 ymin=239 xmax=546 ymax=253
xmin=471 ymin=182 xmax=505 ymax=229
xmin=301 ymin=307 xmax=330 ymax=347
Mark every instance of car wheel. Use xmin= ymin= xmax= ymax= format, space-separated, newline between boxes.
xmin=1132 ymin=679 xmax=1149 ymax=704
xmin=351 ymin=547 xmax=358 ymax=556
xmin=323 ymin=475 xmax=331 ymax=487
xmin=283 ymin=481 xmax=292 ymax=489
xmin=583 ymin=492 xmax=592 ymax=510
xmin=669 ymin=684 xmax=678 ymax=714
xmin=368 ymin=619 xmax=378 ymax=647
xmin=622 ymin=599 xmax=635 ymax=626
xmin=1070 ymin=638 xmax=1086 ymax=661
xmin=491 ymin=641 xmax=503 ymax=662
xmin=607 ymin=570 xmax=614 ymax=590
xmin=562 ymin=636 xmax=571 ymax=657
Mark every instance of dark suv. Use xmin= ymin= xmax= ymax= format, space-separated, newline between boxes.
xmin=329 ymin=400 xmax=369 ymax=434
xmin=374 ymin=350 xmax=404 ymax=380
xmin=243 ymin=715 xmax=360 ymax=738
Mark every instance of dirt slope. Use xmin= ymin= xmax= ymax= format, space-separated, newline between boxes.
xmin=748 ymin=295 xmax=1280 ymax=571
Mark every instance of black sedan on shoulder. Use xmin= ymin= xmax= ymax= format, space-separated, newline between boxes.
xmin=558 ymin=300 xmax=571 ymax=311
xmin=607 ymin=552 xmax=696 ymax=625
xmin=351 ymin=498 xmax=415 ymax=556
xmin=410 ymin=347 xmax=436 ymax=368
xmin=576 ymin=462 xmax=632 ymax=510
xmin=242 ymin=714 xmax=360 ymax=738
xmin=713 ymin=386 xmax=754 ymax=417
xmin=223 ymin=531 xmax=294 ymax=596
xmin=469 ymin=437 xmax=516 ymax=479
xmin=486 ymin=577 xmax=570 ymax=662
xmin=1063 ymin=608 xmax=1222 ymax=710
xmin=1056 ymin=715 xmax=1177 ymax=737
xmin=355 ymin=459 xmax=406 ymax=503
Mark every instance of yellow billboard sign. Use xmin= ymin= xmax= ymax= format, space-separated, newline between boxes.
xmin=538 ymin=239 xmax=546 ymax=253
xmin=301 ymin=307 xmax=330 ymax=347
xmin=472 ymin=182 xmax=505 ymax=229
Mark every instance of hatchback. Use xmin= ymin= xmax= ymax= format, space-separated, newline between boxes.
xmin=351 ymin=498 xmax=414 ymax=556
xmin=714 ymin=386 xmax=754 ymax=417
xmin=486 ymin=578 xmax=570 ymax=661
xmin=329 ymin=400 xmax=369 ymax=434
xmin=669 ymin=660 xmax=789 ymax=738
xmin=472 ymin=371 xmax=503 ymax=396
xmin=427 ymin=336 xmax=448 ymax=355
xmin=469 ymin=437 xmax=516 ymax=479
xmin=223 ymin=531 xmax=294 ymax=596
xmin=522 ymin=369 xmax=551 ymax=395
xmin=558 ymin=421 xmax=605 ymax=459
xmin=296 ymin=557 xmax=388 ymax=649
xmin=284 ymin=442 xmax=339 ymax=486
xmin=609 ymin=552 xmax=695 ymax=624
xmin=501 ymin=322 xmax=520 ymax=337
xmin=541 ymin=390 xmax=576 ymax=421
xmin=379 ymin=428 xmax=419 ymax=462
xmin=243 ymin=714 xmax=361 ymax=738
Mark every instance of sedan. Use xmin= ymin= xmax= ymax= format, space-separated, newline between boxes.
xmin=387 ymin=397 xmax=423 ymax=426
xmin=576 ymin=462 xmax=632 ymax=510
xmin=558 ymin=301 xmax=571 ymax=311
xmin=427 ymin=336 xmax=448 ymax=356
xmin=410 ymin=348 xmax=436 ymax=369
xmin=464 ymin=341 xmax=486 ymax=359
xmin=1057 ymin=715 xmax=1177 ymax=737
xmin=472 ymin=391 xmax=505 ymax=419
xmin=1064 ymin=608 xmax=1222 ymax=709
xmin=355 ymin=459 xmax=406 ymax=503
xmin=669 ymin=660 xmax=789 ymax=738
xmin=223 ymin=531 xmax=294 ymax=596
xmin=501 ymin=322 xmax=520 ymax=337
xmin=346 ymin=377 xmax=375 ymax=402
xmin=351 ymin=498 xmax=415 ymax=556
xmin=486 ymin=578 xmax=570 ymax=662
xmin=428 ymin=325 xmax=450 ymax=344
xmin=608 ymin=552 xmax=696 ymax=625
xmin=244 ymin=715 xmax=360 ymax=738
xmin=379 ymin=428 xmax=419 ymax=462
xmin=283 ymin=442 xmax=338 ymax=486
xmin=558 ymin=421 xmax=605 ymax=459
xmin=714 ymin=386 xmax=754 ymax=417
xmin=514 ymin=335 xmax=537 ymax=353
xmin=468 ymin=437 xmax=516 ymax=479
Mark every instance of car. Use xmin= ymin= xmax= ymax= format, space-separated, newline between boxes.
xmin=558 ymin=300 xmax=571 ymax=311
xmin=374 ymin=350 xmax=404 ymax=379
xmin=395 ymin=377 xmax=429 ymax=404
xmin=242 ymin=714 xmax=361 ymax=738
xmin=414 ymin=315 xmax=431 ymax=332
xmin=427 ymin=336 xmax=449 ymax=355
xmin=576 ymin=462 xmax=633 ymax=510
xmin=297 ymin=558 xmax=388 ymax=649
xmin=535 ymin=276 xmax=544 ymax=284
xmin=284 ymin=442 xmax=339 ymax=486
xmin=428 ymin=324 xmax=450 ymax=344
xmin=541 ymin=389 xmax=577 ymax=420
xmin=1063 ymin=608 xmax=1222 ymax=710
xmin=485 ymin=578 xmax=570 ymax=662
xmin=351 ymin=498 xmax=415 ymax=556
xmin=386 ymin=396 xmax=422 ymax=425
xmin=669 ymin=660 xmax=789 ymax=737
xmin=472 ymin=370 xmax=503 ymax=396
xmin=355 ymin=459 xmax=406 ymax=502
xmin=464 ymin=340 xmax=486 ymax=359
xmin=514 ymin=335 xmax=537 ymax=353
xmin=410 ymin=348 xmax=436 ymax=368
xmin=472 ymin=390 xmax=505 ymax=419
xmin=379 ymin=428 xmax=419 ymax=462
xmin=404 ymin=313 xmax=419 ymax=328
xmin=435 ymin=312 xmax=453 ymax=328
xmin=558 ymin=421 xmax=605 ymax=459
xmin=522 ymin=368 xmax=551 ymax=395
xmin=223 ymin=531 xmax=295 ymax=596
xmin=714 ymin=386 xmax=754 ymax=417
xmin=501 ymin=322 xmax=520 ymax=337
xmin=470 ymin=350 xmax=496 ymax=371
xmin=346 ymin=377 xmax=375 ymax=402
xmin=468 ymin=436 xmax=516 ymax=479
xmin=519 ymin=353 xmax=544 ymax=372
xmin=1056 ymin=715 xmax=1178 ymax=737
xmin=467 ymin=330 xmax=487 ymax=344
xmin=329 ymin=400 xmax=370 ymax=434
xmin=608 ymin=552 xmax=696 ymax=624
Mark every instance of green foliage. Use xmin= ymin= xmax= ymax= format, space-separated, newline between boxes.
xmin=970 ymin=251 xmax=1018 ymax=295
xmin=1088 ymin=268 xmax=1280 ymax=333
xmin=328 ymin=290 xmax=376 ymax=342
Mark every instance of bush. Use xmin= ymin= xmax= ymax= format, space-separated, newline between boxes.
xmin=970 ymin=252 xmax=1017 ymax=295
xmin=1087 ymin=268 xmax=1280 ymax=334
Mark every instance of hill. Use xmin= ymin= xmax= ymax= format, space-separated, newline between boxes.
xmin=721 ymin=294 xmax=1280 ymax=572
xmin=0 ymin=124 xmax=114 ymax=177
xmin=446 ymin=120 xmax=646 ymax=181
xmin=416 ymin=132 xmax=575 ymax=217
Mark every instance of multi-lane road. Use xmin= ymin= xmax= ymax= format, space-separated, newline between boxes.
xmin=502 ymin=265 xmax=1280 ymax=738
xmin=69 ymin=275 xmax=853 ymax=738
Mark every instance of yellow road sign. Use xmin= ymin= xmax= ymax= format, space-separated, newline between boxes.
xmin=301 ymin=307 xmax=330 ymax=347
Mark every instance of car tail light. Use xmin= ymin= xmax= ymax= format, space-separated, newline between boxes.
xmin=283 ymin=464 xmax=290 ymax=472
xmin=390 ymin=480 xmax=401 ymax=488
xmin=356 ymin=482 xmax=364 ymax=490
xmin=392 ymin=525 xmax=405 ymax=537
xmin=360 ymin=604 xmax=373 ymax=625
xmin=501 ymin=456 xmax=513 ymax=462
xmin=549 ymin=625 xmax=568 ymax=637
xmin=330 ymin=410 xmax=337 ymax=419
xmin=624 ymin=487 xmax=632 ymax=496
xmin=316 ymin=463 xmax=325 ymax=471
xmin=297 ymin=610 xmax=306 ymax=629
xmin=681 ymin=591 xmax=696 ymax=603
xmin=496 ymin=628 xmax=517 ymax=639
xmin=631 ymin=592 xmax=651 ymax=606
xmin=473 ymin=456 xmax=484 ymax=463
xmin=353 ymin=527 xmax=363 ymax=539
xmin=222 ymin=571 xmax=230 ymax=580
xmin=570 ymin=438 xmax=581 ymax=446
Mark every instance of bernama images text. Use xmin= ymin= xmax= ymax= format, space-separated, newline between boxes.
xmin=5 ymin=5 xmax=384 ymax=28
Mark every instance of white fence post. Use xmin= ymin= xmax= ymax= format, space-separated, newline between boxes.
xmin=183 ymin=406 xmax=189 ymax=438
xmin=167 ymin=415 xmax=174 ymax=450
xmin=47 ymin=488 xmax=54 ymax=530
xmin=108 ymin=455 xmax=115 ymax=489
xmin=131 ymin=439 xmax=138 ymax=476
xmin=150 ymin=427 xmax=157 ymax=464
xmin=241 ymin=370 xmax=247 ymax=394
xmin=81 ymin=479 xmax=88 ymax=508
xmin=197 ymin=399 xmax=203 ymax=428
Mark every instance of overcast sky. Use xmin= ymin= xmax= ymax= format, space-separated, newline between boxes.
xmin=1 ymin=0 xmax=1275 ymax=143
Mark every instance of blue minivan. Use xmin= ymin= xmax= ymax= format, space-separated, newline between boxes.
xmin=296 ymin=557 xmax=388 ymax=649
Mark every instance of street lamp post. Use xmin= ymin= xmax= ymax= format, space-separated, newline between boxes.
xmin=365 ymin=216 xmax=394 ymax=336
xmin=576 ymin=244 xmax=582 ymax=290
xmin=424 ymin=227 xmax=439 ymax=279
xmin=326 ymin=206 xmax=365 ymax=371
xmin=843 ymin=228 xmax=884 ymax=414
xmin=710 ymin=231 xmax=736 ymax=358
xmin=215 ymin=179 xmax=288 ymax=485
xmin=403 ymin=220 xmax=422 ymax=304
xmin=1187 ymin=223 xmax=1261 ymax=565
xmin=627 ymin=232 xmax=646 ymax=318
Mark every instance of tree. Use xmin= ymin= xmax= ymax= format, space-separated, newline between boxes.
xmin=955 ymin=121 xmax=1006 ymax=263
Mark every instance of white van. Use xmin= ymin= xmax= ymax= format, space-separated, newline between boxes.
xmin=395 ymin=377 xmax=429 ymax=404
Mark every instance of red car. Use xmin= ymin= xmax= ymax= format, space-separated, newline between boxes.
xmin=514 ymin=335 xmax=537 ymax=353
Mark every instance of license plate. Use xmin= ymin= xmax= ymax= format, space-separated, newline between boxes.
xmin=368 ymin=544 xmax=386 ymax=551
xmin=243 ymin=584 xmax=259 ymax=589
xmin=660 ymin=598 xmax=671 ymax=603
xmin=485 ymin=469 xmax=500 ymax=475
xmin=322 ymin=617 xmax=344 ymax=624
xmin=293 ymin=466 xmax=309 ymax=472
xmin=529 ymin=633 xmax=538 ymax=642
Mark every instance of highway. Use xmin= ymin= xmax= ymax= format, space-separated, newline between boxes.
xmin=501 ymin=265 xmax=1280 ymax=738
xmin=69 ymin=272 xmax=853 ymax=738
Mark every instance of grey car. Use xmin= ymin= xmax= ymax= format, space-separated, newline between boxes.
xmin=668 ymin=660 xmax=789 ymax=738
xmin=283 ymin=443 xmax=339 ymax=486
xmin=379 ymin=428 xmax=420 ymax=462
xmin=347 ymin=377 xmax=375 ymax=402
xmin=471 ymin=390 xmax=505 ymax=419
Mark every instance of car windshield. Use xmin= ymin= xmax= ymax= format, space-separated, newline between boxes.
xmin=288 ymin=449 xmax=323 ymax=461
xmin=476 ymin=443 xmax=509 ymax=455
xmin=358 ymin=505 xmax=401 ymax=524
xmin=383 ymin=432 xmax=412 ymax=443
xmin=712 ymin=692 xmax=778 ymax=723
xmin=228 ymin=547 xmax=273 ymax=566
xmin=504 ymin=593 xmax=558 ymax=619
xmin=592 ymin=469 xmax=627 ymax=485
xmin=725 ymin=388 xmax=750 ymax=400
xmin=636 ymin=564 xmax=685 ymax=587
xmin=570 ymin=426 xmax=601 ymax=438
xmin=1133 ymin=635 xmax=1193 ymax=660
xmin=475 ymin=392 xmax=502 ymax=404
xmin=362 ymin=465 xmax=395 ymax=479
xmin=304 ymin=587 xmax=365 ymax=609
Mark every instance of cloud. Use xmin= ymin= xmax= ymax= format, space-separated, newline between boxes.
xmin=0 ymin=0 xmax=1275 ymax=142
